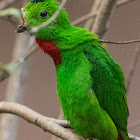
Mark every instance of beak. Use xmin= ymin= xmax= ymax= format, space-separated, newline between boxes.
xmin=16 ymin=8 xmax=28 ymax=33
xmin=0 ymin=8 xmax=27 ymax=33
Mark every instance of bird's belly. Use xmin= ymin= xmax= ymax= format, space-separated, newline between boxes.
xmin=59 ymin=94 xmax=94 ymax=138
xmin=58 ymin=92 xmax=118 ymax=140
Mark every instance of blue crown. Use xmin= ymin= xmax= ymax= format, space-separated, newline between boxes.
xmin=31 ymin=0 xmax=45 ymax=3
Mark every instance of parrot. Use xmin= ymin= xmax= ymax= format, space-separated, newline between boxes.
xmin=20 ymin=0 xmax=129 ymax=139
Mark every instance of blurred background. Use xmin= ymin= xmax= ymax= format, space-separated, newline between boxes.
xmin=0 ymin=0 xmax=140 ymax=139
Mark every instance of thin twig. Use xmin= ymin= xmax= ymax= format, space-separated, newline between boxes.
xmin=30 ymin=0 xmax=67 ymax=34
xmin=0 ymin=102 xmax=83 ymax=140
xmin=71 ymin=0 xmax=136 ymax=26
xmin=99 ymin=39 xmax=140 ymax=44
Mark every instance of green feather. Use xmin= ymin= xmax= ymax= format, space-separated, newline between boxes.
xmin=24 ymin=1 xmax=129 ymax=139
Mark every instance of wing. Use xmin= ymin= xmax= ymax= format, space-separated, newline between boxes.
xmin=84 ymin=45 xmax=129 ymax=138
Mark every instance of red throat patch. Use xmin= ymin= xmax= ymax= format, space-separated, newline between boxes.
xmin=36 ymin=38 xmax=62 ymax=65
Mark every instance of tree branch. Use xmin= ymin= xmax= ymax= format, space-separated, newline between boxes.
xmin=0 ymin=102 xmax=83 ymax=140
xmin=84 ymin=0 xmax=102 ymax=30
xmin=71 ymin=0 xmax=136 ymax=26
xmin=91 ymin=0 xmax=118 ymax=37
xmin=0 ymin=35 xmax=37 ymax=82
xmin=51 ymin=108 xmax=65 ymax=140
xmin=0 ymin=102 xmax=139 ymax=140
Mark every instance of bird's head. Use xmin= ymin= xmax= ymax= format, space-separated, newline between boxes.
xmin=20 ymin=0 xmax=71 ymax=40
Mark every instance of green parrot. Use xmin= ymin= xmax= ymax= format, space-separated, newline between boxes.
xmin=20 ymin=0 xmax=129 ymax=139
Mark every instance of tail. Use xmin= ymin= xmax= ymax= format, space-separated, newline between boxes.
xmin=118 ymin=129 xmax=129 ymax=140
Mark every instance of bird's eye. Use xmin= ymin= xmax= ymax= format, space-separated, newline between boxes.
xmin=39 ymin=11 xmax=48 ymax=19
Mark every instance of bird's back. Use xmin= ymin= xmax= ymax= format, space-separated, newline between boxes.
xmin=84 ymin=42 xmax=129 ymax=140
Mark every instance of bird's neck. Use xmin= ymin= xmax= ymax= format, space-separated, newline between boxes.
xmin=36 ymin=38 xmax=62 ymax=65
xmin=52 ymin=26 xmax=97 ymax=50
xmin=35 ymin=26 xmax=98 ymax=65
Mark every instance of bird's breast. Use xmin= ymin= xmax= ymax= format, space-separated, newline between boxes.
xmin=36 ymin=38 xmax=62 ymax=65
